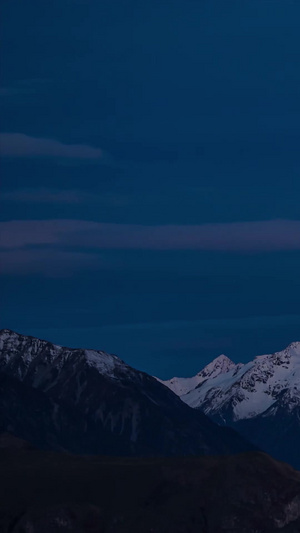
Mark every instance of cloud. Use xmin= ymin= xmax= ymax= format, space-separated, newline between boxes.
xmin=0 ymin=249 xmax=104 ymax=277
xmin=1 ymin=189 xmax=128 ymax=207
xmin=0 ymin=219 xmax=300 ymax=252
xmin=0 ymin=133 xmax=103 ymax=159
xmin=1 ymin=189 xmax=88 ymax=204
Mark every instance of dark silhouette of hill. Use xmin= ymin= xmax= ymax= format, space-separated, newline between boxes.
xmin=1 ymin=447 xmax=300 ymax=533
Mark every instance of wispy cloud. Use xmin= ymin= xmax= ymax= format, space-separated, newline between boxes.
xmin=1 ymin=189 xmax=87 ymax=204
xmin=1 ymin=189 xmax=128 ymax=207
xmin=0 ymin=219 xmax=299 ymax=252
xmin=0 ymin=249 xmax=104 ymax=277
xmin=0 ymin=133 xmax=103 ymax=159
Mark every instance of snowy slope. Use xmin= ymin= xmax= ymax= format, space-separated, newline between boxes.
xmin=160 ymin=342 xmax=300 ymax=422
xmin=158 ymin=354 xmax=237 ymax=396
xmin=0 ymin=328 xmax=130 ymax=382
xmin=159 ymin=342 xmax=300 ymax=467
xmin=180 ymin=342 xmax=300 ymax=421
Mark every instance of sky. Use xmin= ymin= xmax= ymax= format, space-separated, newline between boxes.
xmin=1 ymin=0 xmax=300 ymax=378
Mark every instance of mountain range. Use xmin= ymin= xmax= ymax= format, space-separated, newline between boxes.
xmin=0 ymin=328 xmax=253 ymax=457
xmin=160 ymin=342 xmax=300 ymax=468
xmin=1 ymin=329 xmax=300 ymax=532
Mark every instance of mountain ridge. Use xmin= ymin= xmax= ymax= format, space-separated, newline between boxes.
xmin=0 ymin=328 xmax=254 ymax=457
xmin=159 ymin=341 xmax=300 ymax=467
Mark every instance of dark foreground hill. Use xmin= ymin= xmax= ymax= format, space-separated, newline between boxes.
xmin=1 ymin=445 xmax=300 ymax=533
xmin=0 ymin=329 xmax=253 ymax=457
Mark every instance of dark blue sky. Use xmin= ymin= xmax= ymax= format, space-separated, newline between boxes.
xmin=1 ymin=0 xmax=299 ymax=378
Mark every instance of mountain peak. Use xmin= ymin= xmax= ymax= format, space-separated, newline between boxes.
xmin=0 ymin=328 xmax=18 ymax=343
xmin=0 ymin=329 xmax=132 ymax=382
xmin=211 ymin=353 xmax=231 ymax=362
xmin=285 ymin=341 xmax=300 ymax=355
xmin=159 ymin=354 xmax=237 ymax=397
xmin=197 ymin=353 xmax=236 ymax=379
xmin=0 ymin=328 xmax=253 ymax=458
xmin=202 ymin=353 xmax=234 ymax=368
xmin=179 ymin=341 xmax=300 ymax=421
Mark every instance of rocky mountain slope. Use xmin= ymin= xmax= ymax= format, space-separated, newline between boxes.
xmin=160 ymin=342 xmax=300 ymax=467
xmin=0 ymin=329 xmax=253 ymax=457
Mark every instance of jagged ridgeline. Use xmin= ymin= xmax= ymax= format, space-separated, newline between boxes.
xmin=160 ymin=343 xmax=300 ymax=468
xmin=0 ymin=329 xmax=253 ymax=457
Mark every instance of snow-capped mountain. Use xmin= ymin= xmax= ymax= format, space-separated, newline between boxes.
xmin=159 ymin=342 xmax=300 ymax=468
xmin=0 ymin=329 xmax=254 ymax=457
xmin=177 ymin=342 xmax=300 ymax=421
xmin=159 ymin=354 xmax=237 ymax=397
